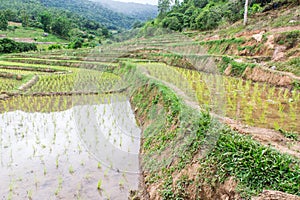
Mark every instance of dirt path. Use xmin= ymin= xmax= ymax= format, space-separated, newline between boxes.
xmin=269 ymin=25 xmax=300 ymax=34
xmin=139 ymin=64 xmax=300 ymax=159
xmin=0 ymin=36 xmax=57 ymax=44
xmin=4 ymin=87 xmax=128 ymax=97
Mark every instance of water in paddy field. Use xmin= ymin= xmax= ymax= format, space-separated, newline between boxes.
xmin=0 ymin=95 xmax=140 ymax=199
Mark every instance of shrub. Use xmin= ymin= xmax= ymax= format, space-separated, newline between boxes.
xmin=162 ymin=16 xmax=182 ymax=31
xmin=0 ymin=38 xmax=37 ymax=53
xmin=196 ymin=5 xmax=222 ymax=30
xmin=68 ymin=38 xmax=84 ymax=49
xmin=275 ymin=31 xmax=300 ymax=49
xmin=48 ymin=44 xmax=62 ymax=50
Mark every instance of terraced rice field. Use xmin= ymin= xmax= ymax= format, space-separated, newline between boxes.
xmin=0 ymin=32 xmax=299 ymax=199
xmin=141 ymin=63 xmax=300 ymax=131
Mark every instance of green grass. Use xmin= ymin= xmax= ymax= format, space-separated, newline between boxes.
xmin=0 ymin=68 xmax=49 ymax=75
xmin=199 ymin=38 xmax=245 ymax=55
xmin=278 ymin=129 xmax=299 ymax=141
xmin=0 ymin=60 xmax=72 ymax=71
xmin=275 ymin=30 xmax=300 ymax=49
xmin=271 ymin=57 xmax=300 ymax=76
xmin=0 ymin=26 xmax=68 ymax=43
xmin=3 ymin=57 xmax=118 ymax=66
xmin=218 ymin=24 xmax=245 ymax=37
xmin=271 ymin=9 xmax=300 ymax=28
xmin=219 ymin=56 xmax=256 ymax=76
xmin=199 ymin=129 xmax=300 ymax=197
xmin=128 ymin=62 xmax=300 ymax=198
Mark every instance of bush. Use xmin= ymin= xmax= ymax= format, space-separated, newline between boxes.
xmin=68 ymin=38 xmax=84 ymax=49
xmin=275 ymin=31 xmax=300 ymax=49
xmin=196 ymin=5 xmax=222 ymax=30
xmin=82 ymin=41 xmax=97 ymax=48
xmin=48 ymin=44 xmax=62 ymax=50
xmin=250 ymin=3 xmax=263 ymax=14
xmin=162 ymin=16 xmax=182 ymax=31
xmin=0 ymin=38 xmax=37 ymax=53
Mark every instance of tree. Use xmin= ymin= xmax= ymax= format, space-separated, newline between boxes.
xmin=193 ymin=0 xmax=208 ymax=8
xmin=20 ymin=10 xmax=29 ymax=27
xmin=69 ymin=38 xmax=83 ymax=49
xmin=51 ymin=16 xmax=71 ymax=38
xmin=132 ymin=21 xmax=144 ymax=29
xmin=0 ymin=12 xmax=8 ymax=31
xmin=162 ymin=16 xmax=181 ymax=31
xmin=39 ymin=12 xmax=51 ymax=32
xmin=244 ymin=0 xmax=249 ymax=25
xmin=4 ymin=9 xmax=18 ymax=22
xmin=158 ymin=0 xmax=172 ymax=17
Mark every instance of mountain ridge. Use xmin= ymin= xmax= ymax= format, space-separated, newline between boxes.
xmin=92 ymin=0 xmax=158 ymax=22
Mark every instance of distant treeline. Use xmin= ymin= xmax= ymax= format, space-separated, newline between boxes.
xmin=0 ymin=0 xmax=110 ymax=39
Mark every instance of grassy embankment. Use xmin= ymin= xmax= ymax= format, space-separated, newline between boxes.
xmin=124 ymin=62 xmax=300 ymax=199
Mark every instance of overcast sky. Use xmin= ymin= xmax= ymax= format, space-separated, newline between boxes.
xmin=116 ymin=0 xmax=157 ymax=5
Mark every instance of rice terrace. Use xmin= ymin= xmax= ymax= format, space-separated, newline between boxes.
xmin=0 ymin=0 xmax=300 ymax=199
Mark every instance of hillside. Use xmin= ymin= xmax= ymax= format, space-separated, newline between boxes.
xmin=0 ymin=0 xmax=110 ymax=40
xmin=39 ymin=0 xmax=136 ymax=29
xmin=0 ymin=0 xmax=299 ymax=199
xmin=0 ymin=0 xmax=140 ymax=30
xmin=135 ymin=0 xmax=300 ymax=87
xmin=92 ymin=0 xmax=158 ymax=22
xmin=0 ymin=27 xmax=299 ymax=199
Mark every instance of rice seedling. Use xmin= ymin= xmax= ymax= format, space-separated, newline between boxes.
xmin=56 ymin=156 xmax=59 ymax=169
xmin=97 ymin=162 xmax=102 ymax=169
xmin=97 ymin=179 xmax=102 ymax=190
xmin=27 ymin=190 xmax=33 ymax=200
xmin=1 ymin=32 xmax=297 ymax=199
xmin=43 ymin=166 xmax=47 ymax=175
xmin=69 ymin=166 xmax=74 ymax=174
xmin=55 ymin=176 xmax=63 ymax=196
xmin=119 ymin=178 xmax=125 ymax=188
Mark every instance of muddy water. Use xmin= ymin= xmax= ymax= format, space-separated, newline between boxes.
xmin=0 ymin=95 xmax=140 ymax=199
xmin=141 ymin=63 xmax=300 ymax=132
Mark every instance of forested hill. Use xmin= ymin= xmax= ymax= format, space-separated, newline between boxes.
xmin=38 ymin=0 xmax=136 ymax=30
xmin=0 ymin=0 xmax=146 ymax=30
xmin=0 ymin=0 xmax=110 ymax=38
xmin=92 ymin=0 xmax=158 ymax=22
xmin=152 ymin=0 xmax=299 ymax=31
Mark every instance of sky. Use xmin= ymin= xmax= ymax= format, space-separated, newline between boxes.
xmin=116 ymin=0 xmax=157 ymax=5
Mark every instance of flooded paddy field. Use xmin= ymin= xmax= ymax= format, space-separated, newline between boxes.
xmin=0 ymin=95 xmax=140 ymax=200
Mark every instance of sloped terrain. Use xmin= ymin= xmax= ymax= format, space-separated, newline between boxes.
xmin=0 ymin=29 xmax=299 ymax=199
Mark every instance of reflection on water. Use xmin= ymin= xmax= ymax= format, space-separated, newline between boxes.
xmin=0 ymin=95 xmax=140 ymax=199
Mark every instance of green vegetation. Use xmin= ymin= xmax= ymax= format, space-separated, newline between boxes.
xmin=270 ymin=57 xmax=300 ymax=76
xmin=37 ymin=0 xmax=138 ymax=30
xmin=0 ymin=0 xmax=110 ymax=41
xmin=0 ymin=38 xmax=37 ymax=53
xmin=145 ymin=0 xmax=299 ymax=32
xmin=275 ymin=30 xmax=300 ymax=49
xmin=130 ymin=64 xmax=300 ymax=198
xmin=201 ymin=130 xmax=300 ymax=197
xmin=0 ymin=10 xmax=8 ymax=31
xmin=278 ymin=129 xmax=299 ymax=141
xmin=0 ymin=7 xmax=299 ymax=197
xmin=199 ymin=38 xmax=245 ymax=54
xmin=0 ymin=26 xmax=67 ymax=43
xmin=219 ymin=56 xmax=256 ymax=76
